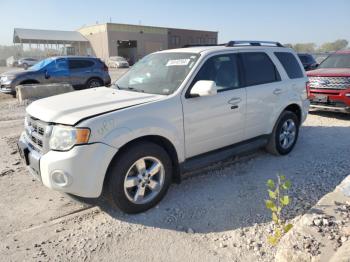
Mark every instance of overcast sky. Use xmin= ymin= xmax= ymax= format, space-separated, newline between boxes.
xmin=1 ymin=0 xmax=349 ymax=46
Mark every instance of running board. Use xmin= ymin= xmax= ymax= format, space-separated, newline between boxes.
xmin=180 ymin=136 xmax=269 ymax=173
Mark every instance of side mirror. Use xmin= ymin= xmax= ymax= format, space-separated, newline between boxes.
xmin=190 ymin=80 xmax=217 ymax=98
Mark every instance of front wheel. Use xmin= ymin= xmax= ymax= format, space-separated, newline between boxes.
xmin=266 ymin=111 xmax=299 ymax=155
xmin=106 ymin=142 xmax=172 ymax=213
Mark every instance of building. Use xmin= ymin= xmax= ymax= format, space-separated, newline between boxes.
xmin=13 ymin=23 xmax=218 ymax=62
xmin=78 ymin=23 xmax=218 ymax=62
xmin=13 ymin=28 xmax=91 ymax=57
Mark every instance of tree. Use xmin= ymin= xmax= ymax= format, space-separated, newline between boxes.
xmin=292 ymin=43 xmax=316 ymax=53
xmin=318 ymin=39 xmax=348 ymax=52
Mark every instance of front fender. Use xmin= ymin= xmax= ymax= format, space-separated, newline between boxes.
xmin=79 ymin=116 xmax=185 ymax=163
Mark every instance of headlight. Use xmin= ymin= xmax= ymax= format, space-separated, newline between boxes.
xmin=1 ymin=75 xmax=15 ymax=82
xmin=49 ymin=125 xmax=90 ymax=151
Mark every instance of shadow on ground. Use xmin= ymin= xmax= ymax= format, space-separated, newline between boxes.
xmin=73 ymin=125 xmax=350 ymax=234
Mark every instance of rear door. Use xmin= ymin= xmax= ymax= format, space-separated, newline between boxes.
xmin=240 ymin=51 xmax=284 ymax=139
xmin=182 ymin=52 xmax=247 ymax=158
xmin=68 ymin=59 xmax=95 ymax=89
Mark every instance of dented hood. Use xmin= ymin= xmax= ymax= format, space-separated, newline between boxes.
xmin=26 ymin=87 xmax=164 ymax=125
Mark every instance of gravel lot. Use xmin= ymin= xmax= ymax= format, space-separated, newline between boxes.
xmin=0 ymin=70 xmax=349 ymax=261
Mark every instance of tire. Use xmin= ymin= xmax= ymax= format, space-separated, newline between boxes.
xmin=86 ymin=78 xmax=103 ymax=89
xmin=266 ymin=111 xmax=300 ymax=156
xmin=23 ymin=63 xmax=28 ymax=70
xmin=106 ymin=142 xmax=172 ymax=214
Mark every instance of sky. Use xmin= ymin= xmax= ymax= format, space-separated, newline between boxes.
xmin=1 ymin=0 xmax=349 ymax=46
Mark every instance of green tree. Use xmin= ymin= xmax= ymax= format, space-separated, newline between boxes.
xmin=292 ymin=43 xmax=316 ymax=53
xmin=318 ymin=39 xmax=348 ymax=52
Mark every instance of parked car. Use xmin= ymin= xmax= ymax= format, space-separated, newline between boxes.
xmin=107 ymin=56 xmax=129 ymax=68
xmin=0 ymin=56 xmax=111 ymax=96
xmin=297 ymin=53 xmax=318 ymax=71
xmin=307 ymin=50 xmax=350 ymax=113
xmin=17 ymin=58 xmax=39 ymax=69
xmin=17 ymin=41 xmax=309 ymax=213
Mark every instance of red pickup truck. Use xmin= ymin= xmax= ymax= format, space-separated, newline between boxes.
xmin=307 ymin=50 xmax=350 ymax=113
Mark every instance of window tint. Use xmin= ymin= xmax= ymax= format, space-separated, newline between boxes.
xmin=275 ymin=52 xmax=304 ymax=79
xmin=192 ymin=54 xmax=240 ymax=92
xmin=46 ymin=59 xmax=68 ymax=73
xmin=240 ymin=52 xmax=280 ymax=86
xmin=68 ymin=59 xmax=95 ymax=69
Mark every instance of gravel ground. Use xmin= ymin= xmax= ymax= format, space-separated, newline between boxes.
xmin=0 ymin=90 xmax=349 ymax=261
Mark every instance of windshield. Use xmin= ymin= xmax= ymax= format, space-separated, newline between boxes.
xmin=28 ymin=57 xmax=54 ymax=71
xmin=318 ymin=54 xmax=350 ymax=68
xmin=115 ymin=52 xmax=200 ymax=95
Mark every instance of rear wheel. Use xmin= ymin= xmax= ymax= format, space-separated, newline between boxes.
xmin=106 ymin=142 xmax=172 ymax=213
xmin=86 ymin=78 xmax=103 ymax=89
xmin=266 ymin=111 xmax=299 ymax=155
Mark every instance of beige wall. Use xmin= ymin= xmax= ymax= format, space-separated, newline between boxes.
xmin=79 ymin=23 xmax=218 ymax=61
xmin=78 ymin=24 xmax=109 ymax=60
xmin=168 ymin=28 xmax=218 ymax=49
xmin=106 ymin=23 xmax=168 ymax=60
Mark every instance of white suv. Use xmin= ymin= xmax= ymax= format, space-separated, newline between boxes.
xmin=18 ymin=41 xmax=309 ymax=213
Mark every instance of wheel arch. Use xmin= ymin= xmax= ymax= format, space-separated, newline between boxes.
xmin=19 ymin=79 xmax=40 ymax=85
xmin=103 ymin=135 xmax=181 ymax=191
xmin=283 ymin=103 xmax=302 ymax=124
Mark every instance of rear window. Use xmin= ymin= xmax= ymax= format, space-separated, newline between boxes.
xmin=68 ymin=59 xmax=95 ymax=69
xmin=240 ymin=52 xmax=280 ymax=86
xmin=275 ymin=52 xmax=304 ymax=79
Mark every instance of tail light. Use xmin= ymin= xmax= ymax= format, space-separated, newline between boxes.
xmin=102 ymin=63 xmax=109 ymax=72
xmin=306 ymin=81 xmax=311 ymax=99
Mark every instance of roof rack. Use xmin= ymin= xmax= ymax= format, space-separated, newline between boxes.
xmin=182 ymin=44 xmax=221 ymax=48
xmin=226 ymin=40 xmax=284 ymax=47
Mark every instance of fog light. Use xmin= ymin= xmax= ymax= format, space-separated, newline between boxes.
xmin=51 ymin=170 xmax=71 ymax=187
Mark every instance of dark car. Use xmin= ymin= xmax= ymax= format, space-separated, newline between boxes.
xmin=298 ymin=53 xmax=318 ymax=71
xmin=0 ymin=56 xmax=111 ymax=96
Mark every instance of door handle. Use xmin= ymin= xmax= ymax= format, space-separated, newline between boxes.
xmin=273 ymin=88 xmax=283 ymax=95
xmin=231 ymin=105 xmax=239 ymax=110
xmin=228 ymin=97 xmax=241 ymax=105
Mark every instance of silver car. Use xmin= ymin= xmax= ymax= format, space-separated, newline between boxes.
xmin=107 ymin=56 xmax=129 ymax=68
xmin=17 ymin=58 xmax=39 ymax=69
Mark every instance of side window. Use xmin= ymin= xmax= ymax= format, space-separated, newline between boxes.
xmin=240 ymin=52 xmax=280 ymax=86
xmin=192 ymin=54 xmax=240 ymax=92
xmin=46 ymin=59 xmax=68 ymax=73
xmin=68 ymin=59 xmax=94 ymax=69
xmin=275 ymin=52 xmax=304 ymax=79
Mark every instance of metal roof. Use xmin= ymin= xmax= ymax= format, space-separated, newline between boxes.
xmin=13 ymin=28 xmax=88 ymax=43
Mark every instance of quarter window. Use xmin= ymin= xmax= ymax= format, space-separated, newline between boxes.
xmin=192 ymin=54 xmax=240 ymax=92
xmin=240 ymin=52 xmax=280 ymax=86
xmin=275 ymin=52 xmax=304 ymax=79
xmin=68 ymin=59 xmax=94 ymax=69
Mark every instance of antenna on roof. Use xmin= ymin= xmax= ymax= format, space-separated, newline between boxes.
xmin=109 ymin=17 xmax=112 ymax=23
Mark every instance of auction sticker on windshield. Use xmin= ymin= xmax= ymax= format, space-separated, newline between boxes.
xmin=166 ymin=59 xmax=191 ymax=66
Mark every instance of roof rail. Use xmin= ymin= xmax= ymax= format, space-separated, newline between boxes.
xmin=182 ymin=44 xmax=220 ymax=48
xmin=226 ymin=40 xmax=284 ymax=47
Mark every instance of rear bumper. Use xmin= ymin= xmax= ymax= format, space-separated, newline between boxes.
xmin=309 ymin=88 xmax=350 ymax=113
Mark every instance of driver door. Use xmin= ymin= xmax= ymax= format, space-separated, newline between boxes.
xmin=181 ymin=53 xmax=246 ymax=158
xmin=44 ymin=58 xmax=70 ymax=84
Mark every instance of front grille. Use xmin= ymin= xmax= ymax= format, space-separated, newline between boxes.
xmin=309 ymin=76 xmax=350 ymax=90
xmin=25 ymin=116 xmax=51 ymax=153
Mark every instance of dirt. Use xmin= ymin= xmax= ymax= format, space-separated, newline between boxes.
xmin=0 ymin=91 xmax=349 ymax=261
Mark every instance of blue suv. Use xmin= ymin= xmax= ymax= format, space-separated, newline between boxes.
xmin=0 ymin=56 xmax=111 ymax=96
